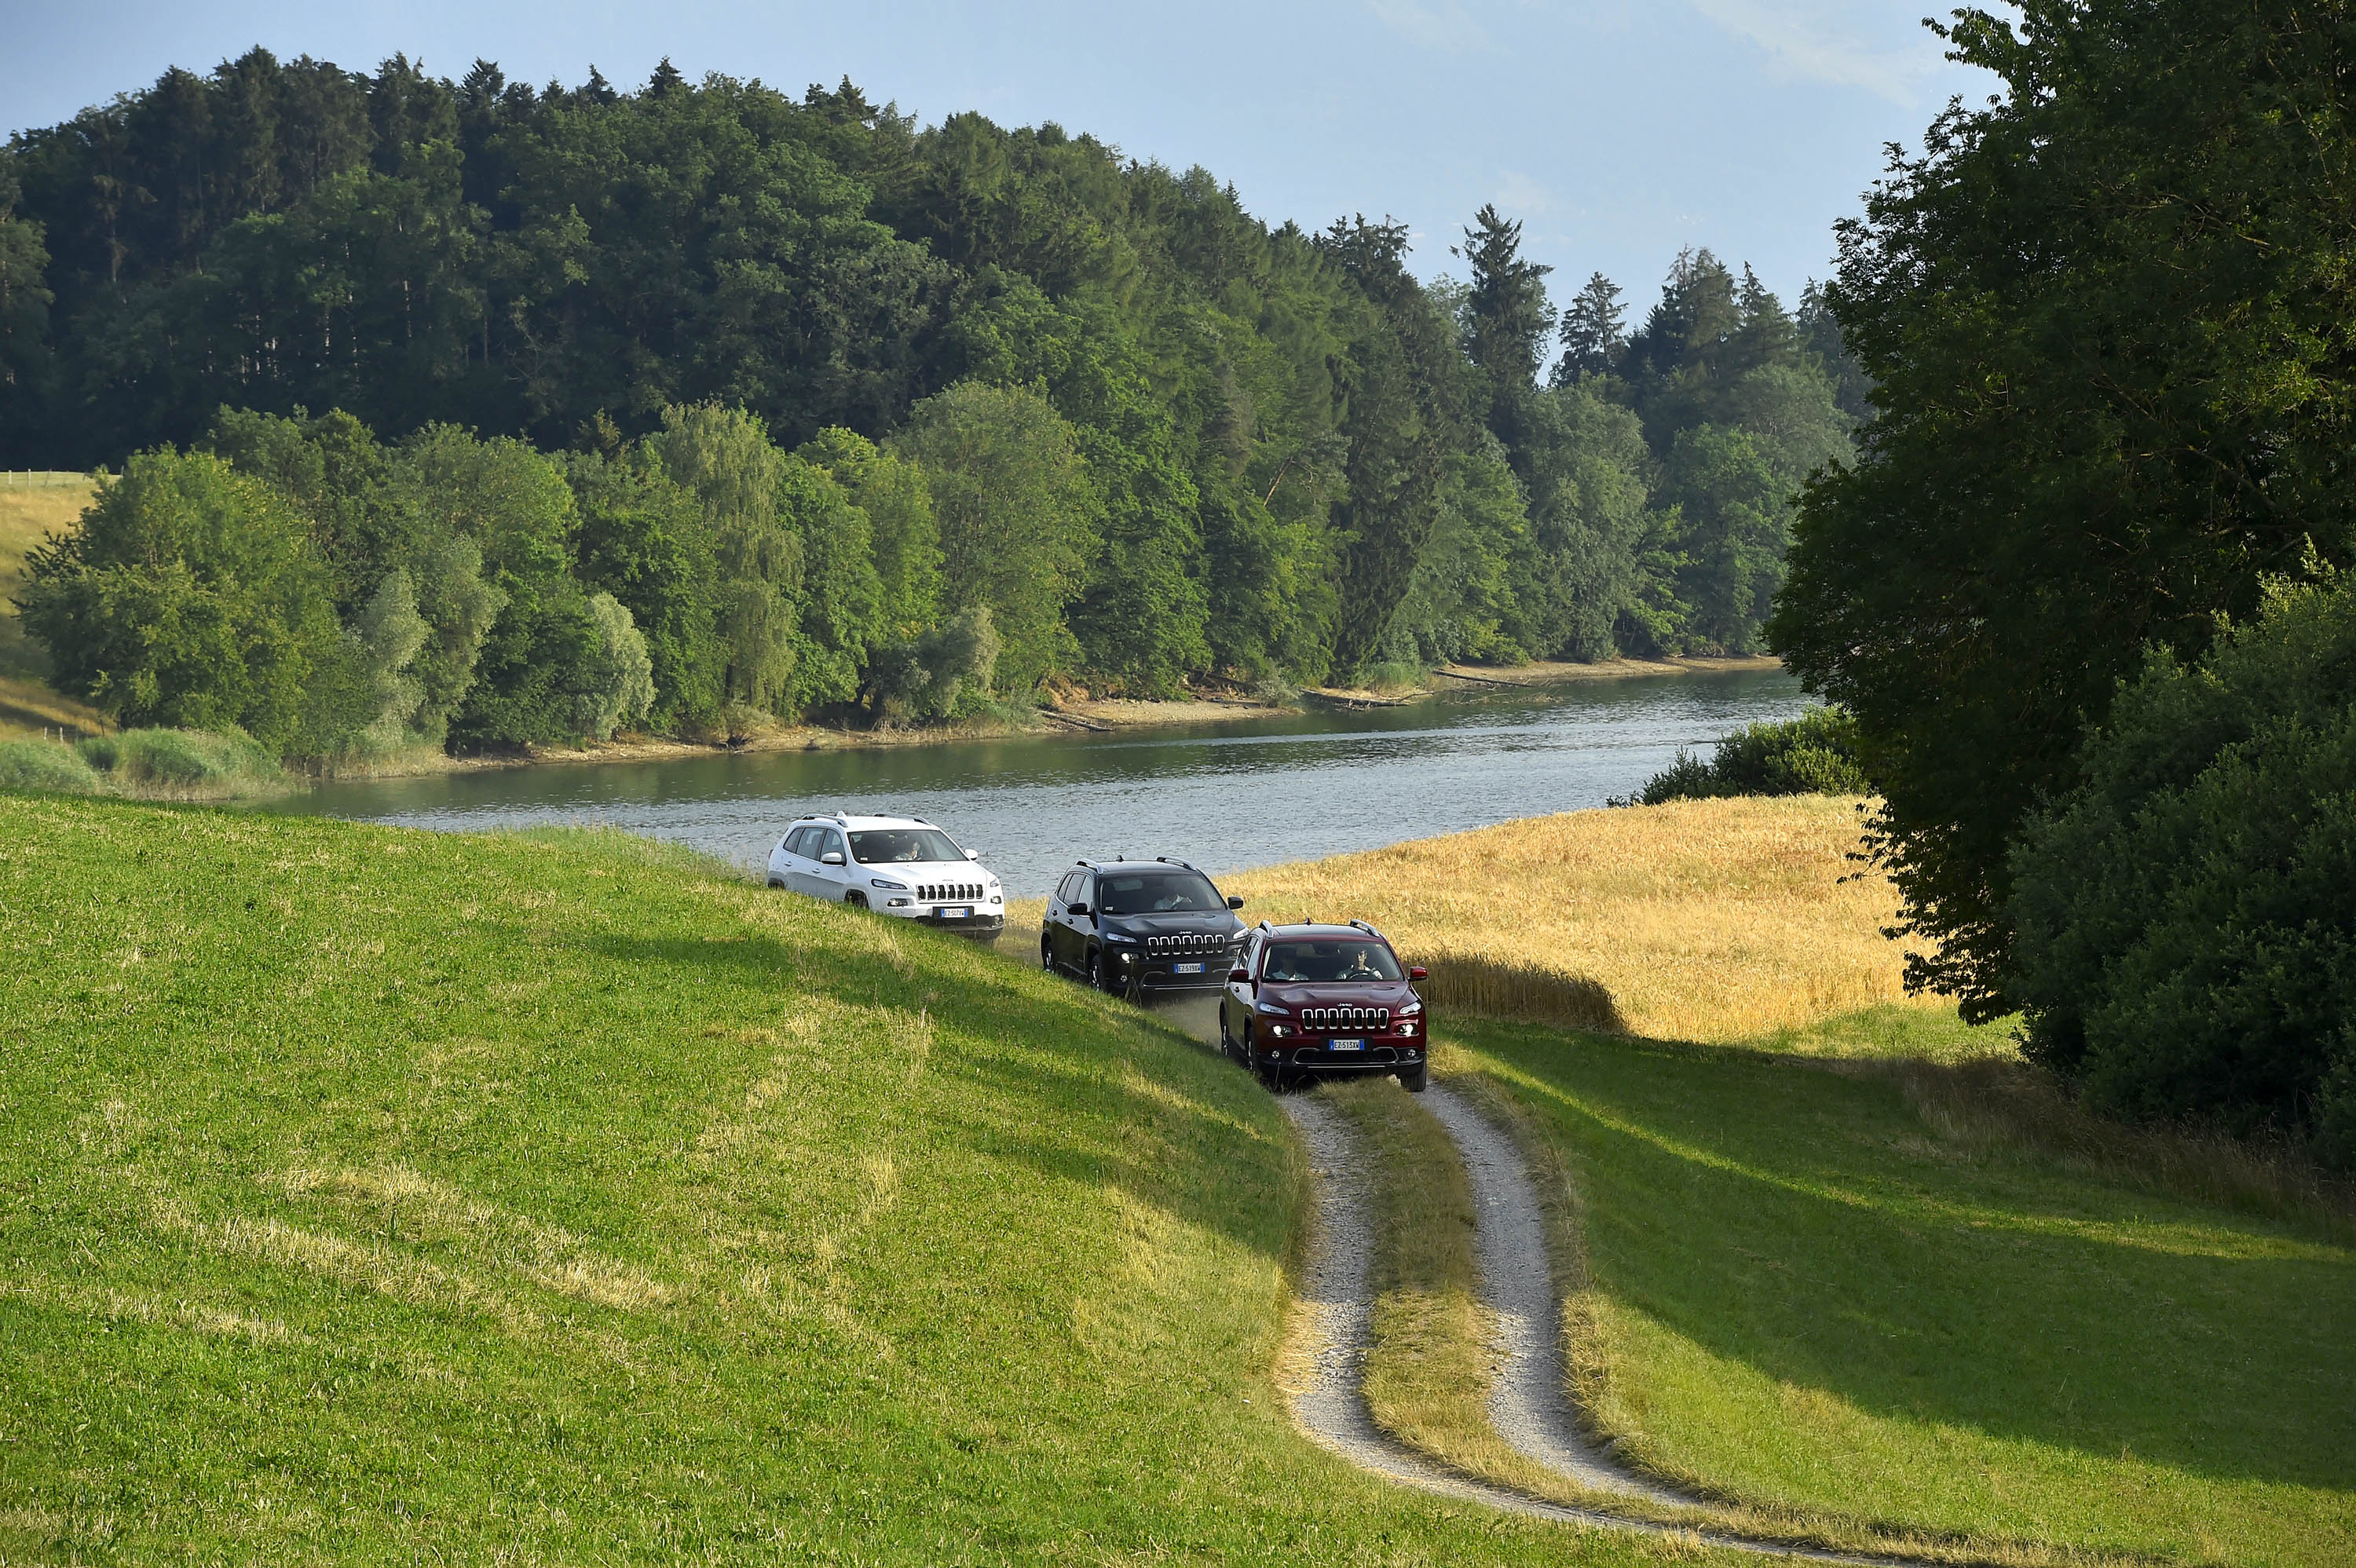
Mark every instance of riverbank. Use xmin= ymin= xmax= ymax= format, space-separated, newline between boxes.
xmin=1304 ymin=653 xmax=1783 ymax=708
xmin=267 ymin=653 xmax=1787 ymax=789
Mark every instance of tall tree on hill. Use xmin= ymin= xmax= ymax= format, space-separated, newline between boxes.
xmin=1769 ymin=0 xmax=2356 ymax=1018
xmin=1456 ymin=203 xmax=1554 ymax=465
xmin=1322 ymin=215 xmax=1469 ymax=681
xmin=1552 ymin=272 xmax=1625 ymax=386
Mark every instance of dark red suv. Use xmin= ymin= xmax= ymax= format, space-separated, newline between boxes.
xmin=1218 ymin=921 xmax=1429 ymax=1092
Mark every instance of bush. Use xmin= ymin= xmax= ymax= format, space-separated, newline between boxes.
xmin=0 ymin=738 xmax=103 ymax=795
xmin=2007 ymin=575 xmax=2356 ymax=1164
xmin=79 ymin=727 xmax=281 ymax=790
xmin=1636 ymin=706 xmax=1869 ymax=804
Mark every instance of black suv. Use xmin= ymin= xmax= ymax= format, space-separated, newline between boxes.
xmin=1043 ymin=857 xmax=1248 ymax=998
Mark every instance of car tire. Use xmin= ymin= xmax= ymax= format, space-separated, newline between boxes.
xmin=845 ymin=891 xmax=868 ymax=911
xmin=1041 ymin=935 xmax=1055 ymax=973
xmin=1245 ymin=1026 xmax=1279 ymax=1091
xmin=1089 ymin=948 xmax=1113 ymax=994
xmin=767 ymin=878 xmax=785 ymax=889
xmin=1398 ymin=1062 xmax=1428 ymax=1094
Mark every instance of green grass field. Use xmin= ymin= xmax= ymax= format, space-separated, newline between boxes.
xmin=0 ymin=793 xmax=1725 ymax=1565
xmin=1439 ymin=1018 xmax=2356 ymax=1568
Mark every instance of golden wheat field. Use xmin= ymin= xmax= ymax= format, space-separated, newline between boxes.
xmin=1220 ymin=795 xmax=1945 ymax=1045
xmin=0 ymin=475 xmax=107 ymax=736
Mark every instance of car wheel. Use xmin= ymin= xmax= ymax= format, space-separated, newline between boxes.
xmin=845 ymin=890 xmax=868 ymax=911
xmin=1245 ymin=1026 xmax=1279 ymax=1090
xmin=1089 ymin=948 xmax=1114 ymax=995
xmin=1041 ymin=935 xmax=1055 ymax=972
xmin=767 ymin=878 xmax=785 ymax=889
xmin=1398 ymin=1062 xmax=1429 ymax=1094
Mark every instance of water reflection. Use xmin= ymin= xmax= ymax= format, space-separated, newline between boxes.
xmin=274 ymin=669 xmax=1806 ymax=896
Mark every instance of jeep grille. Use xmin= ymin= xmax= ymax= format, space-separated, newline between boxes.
xmin=919 ymin=883 xmax=982 ymax=902
xmin=1145 ymin=934 xmax=1229 ymax=954
xmin=1301 ymin=1006 xmax=1391 ymax=1031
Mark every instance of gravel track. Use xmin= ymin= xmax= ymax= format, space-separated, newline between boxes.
xmin=1421 ymin=1083 xmax=1685 ymax=1503
xmin=1278 ymin=1086 xmax=1910 ymax=1564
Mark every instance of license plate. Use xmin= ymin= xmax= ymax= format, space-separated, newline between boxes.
xmin=937 ymin=906 xmax=970 ymax=919
xmin=1330 ymin=1039 xmax=1365 ymax=1051
xmin=1172 ymin=962 xmax=1204 ymax=975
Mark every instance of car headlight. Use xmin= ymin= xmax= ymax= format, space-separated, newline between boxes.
xmin=1399 ymin=998 xmax=1424 ymax=1015
xmin=870 ymin=878 xmax=910 ymax=891
xmin=1105 ymin=932 xmax=1137 ymax=945
xmin=1254 ymin=1000 xmax=1290 ymax=1017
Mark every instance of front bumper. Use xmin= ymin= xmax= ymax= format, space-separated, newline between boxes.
xmin=888 ymin=905 xmax=1004 ymax=935
xmin=1267 ymin=1039 xmax=1424 ymax=1073
xmin=1112 ymin=945 xmax=1242 ymax=991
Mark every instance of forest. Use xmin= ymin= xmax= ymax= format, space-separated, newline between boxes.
xmin=0 ymin=49 xmax=1856 ymax=756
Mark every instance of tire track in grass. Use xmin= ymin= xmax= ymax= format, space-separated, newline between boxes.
xmin=1279 ymin=1087 xmax=1909 ymax=1564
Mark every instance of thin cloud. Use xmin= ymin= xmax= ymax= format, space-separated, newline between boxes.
xmin=1366 ymin=0 xmax=1492 ymax=53
xmin=1492 ymin=170 xmax=1561 ymax=216
xmin=1688 ymin=0 xmax=1946 ymax=104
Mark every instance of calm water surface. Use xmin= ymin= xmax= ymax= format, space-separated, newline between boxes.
xmin=277 ymin=670 xmax=1807 ymax=897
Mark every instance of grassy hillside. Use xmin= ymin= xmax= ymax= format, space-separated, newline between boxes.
xmin=0 ymin=475 xmax=108 ymax=737
xmin=1436 ymin=1021 xmax=2356 ymax=1568
xmin=1222 ymin=797 xmax=1978 ymax=1049
xmin=0 ymin=795 xmax=1709 ymax=1565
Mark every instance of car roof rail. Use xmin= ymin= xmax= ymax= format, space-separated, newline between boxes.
xmin=1154 ymin=856 xmax=1198 ymax=870
xmin=1348 ymin=919 xmax=1383 ymax=938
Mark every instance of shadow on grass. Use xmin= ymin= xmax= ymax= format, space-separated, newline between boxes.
xmin=1451 ymin=1018 xmax=2356 ymax=1493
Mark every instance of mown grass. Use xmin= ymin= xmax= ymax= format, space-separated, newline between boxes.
xmin=1222 ymin=797 xmax=1948 ymax=1045
xmin=0 ymin=794 xmax=1728 ymax=1566
xmin=1438 ymin=1018 xmax=2356 ymax=1568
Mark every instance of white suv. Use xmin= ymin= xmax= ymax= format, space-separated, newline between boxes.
xmin=766 ymin=813 xmax=1005 ymax=938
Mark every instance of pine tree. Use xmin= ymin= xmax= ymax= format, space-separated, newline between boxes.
xmin=1552 ymin=272 xmax=1624 ymax=385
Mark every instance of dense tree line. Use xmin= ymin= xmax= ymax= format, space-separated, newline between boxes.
xmin=1771 ymin=0 xmax=2356 ymax=1157
xmin=1 ymin=49 xmax=1855 ymax=724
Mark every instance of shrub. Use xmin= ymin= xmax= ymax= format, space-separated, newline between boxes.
xmin=79 ymin=727 xmax=281 ymax=790
xmin=2007 ymin=574 xmax=2356 ymax=1164
xmin=0 ymin=738 xmax=103 ymax=795
xmin=1636 ymin=706 xmax=1869 ymax=804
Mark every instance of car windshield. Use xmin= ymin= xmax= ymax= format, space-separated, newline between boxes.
xmin=848 ymin=828 xmax=967 ymax=864
xmin=1262 ymin=940 xmax=1403 ymax=982
xmin=1096 ymin=870 xmax=1224 ymax=915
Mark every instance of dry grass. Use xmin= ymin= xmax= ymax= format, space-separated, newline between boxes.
xmin=1224 ymin=795 xmax=1944 ymax=1044
xmin=0 ymin=477 xmax=103 ymax=735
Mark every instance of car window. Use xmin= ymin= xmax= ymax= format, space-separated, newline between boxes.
xmin=1057 ymin=872 xmax=1084 ymax=905
xmin=785 ymin=826 xmax=816 ymax=858
xmin=817 ymin=829 xmax=846 ymax=861
xmin=1260 ymin=940 xmax=1403 ymax=982
xmin=1094 ymin=870 xmax=1224 ymax=915
xmin=850 ymin=828 xmax=967 ymax=864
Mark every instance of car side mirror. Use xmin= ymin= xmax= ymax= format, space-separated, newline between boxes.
xmin=1408 ymin=965 xmax=1427 ymax=981
xmin=1226 ymin=895 xmax=1245 ymax=910
xmin=821 ymin=851 xmax=844 ymax=866
xmin=1068 ymin=901 xmax=1090 ymax=918
xmin=964 ymin=848 xmax=980 ymax=861
xmin=1227 ymin=967 xmax=1249 ymax=985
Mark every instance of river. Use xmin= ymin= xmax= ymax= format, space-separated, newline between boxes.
xmin=276 ymin=668 xmax=1808 ymax=897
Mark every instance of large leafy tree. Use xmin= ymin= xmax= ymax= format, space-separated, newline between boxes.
xmin=16 ymin=450 xmax=364 ymax=752
xmin=1769 ymin=1 xmax=2356 ymax=1018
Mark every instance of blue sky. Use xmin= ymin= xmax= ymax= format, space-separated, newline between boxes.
xmin=2 ymin=1 xmax=2000 ymax=319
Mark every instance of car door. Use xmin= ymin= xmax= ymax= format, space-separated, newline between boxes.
xmin=780 ymin=827 xmax=821 ymax=896
xmin=810 ymin=827 xmax=853 ymax=901
xmin=1050 ymin=871 xmax=1085 ymax=972
xmin=1224 ymin=931 xmax=1260 ymax=1040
